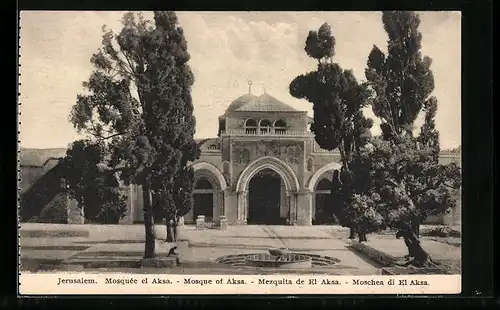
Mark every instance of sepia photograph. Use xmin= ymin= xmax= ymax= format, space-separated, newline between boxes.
xmin=18 ymin=10 xmax=462 ymax=295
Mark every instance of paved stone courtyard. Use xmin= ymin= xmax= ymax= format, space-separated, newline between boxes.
xmin=19 ymin=223 xmax=461 ymax=275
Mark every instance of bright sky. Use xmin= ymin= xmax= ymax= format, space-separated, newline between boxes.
xmin=19 ymin=11 xmax=461 ymax=149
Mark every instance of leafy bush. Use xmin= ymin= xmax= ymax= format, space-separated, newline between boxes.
xmin=29 ymin=193 xmax=68 ymax=224
xmin=424 ymin=226 xmax=461 ymax=238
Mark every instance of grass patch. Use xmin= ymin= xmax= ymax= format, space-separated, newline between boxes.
xmin=422 ymin=227 xmax=461 ymax=238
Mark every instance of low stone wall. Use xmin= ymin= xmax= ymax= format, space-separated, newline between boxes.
xmin=350 ymin=241 xmax=398 ymax=267
xmin=351 ymin=240 xmax=458 ymax=274
xmin=381 ymin=267 xmax=450 ymax=275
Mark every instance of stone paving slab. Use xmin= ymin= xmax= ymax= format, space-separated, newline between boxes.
xmin=264 ymin=225 xmax=335 ymax=239
xmin=18 ymin=224 xmax=384 ymax=274
xmin=279 ymin=238 xmax=346 ymax=251
xmin=20 ymin=237 xmax=90 ymax=247
xmin=180 ymin=226 xmax=279 ymax=249
xmin=180 ymin=225 xmax=347 ymax=251
xmin=77 ymin=240 xmax=175 ymax=256
xmin=58 ymin=241 xmax=179 ymax=269
xmin=20 ymin=249 xmax=81 ymax=260
xmin=180 ymin=225 xmax=269 ymax=240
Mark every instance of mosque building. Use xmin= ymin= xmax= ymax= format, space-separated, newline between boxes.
xmin=19 ymin=82 xmax=462 ymax=227
xmin=116 ymin=83 xmax=462 ymax=226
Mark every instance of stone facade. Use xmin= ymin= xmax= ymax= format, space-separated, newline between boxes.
xmin=121 ymin=92 xmax=462 ymax=226
xmin=19 ymin=92 xmax=461 ymax=227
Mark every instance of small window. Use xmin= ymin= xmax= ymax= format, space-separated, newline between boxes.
xmin=245 ymin=118 xmax=258 ymax=134
xmin=260 ymin=119 xmax=271 ymax=134
xmin=245 ymin=118 xmax=257 ymax=127
xmin=274 ymin=119 xmax=287 ymax=134
xmin=260 ymin=119 xmax=272 ymax=126
xmin=208 ymin=144 xmax=218 ymax=150
xmin=274 ymin=119 xmax=286 ymax=127
xmin=234 ymin=149 xmax=241 ymax=163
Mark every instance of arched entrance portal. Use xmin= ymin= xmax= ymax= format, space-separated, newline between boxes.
xmin=307 ymin=162 xmax=343 ymax=226
xmin=188 ymin=162 xmax=228 ymax=224
xmin=193 ymin=178 xmax=215 ymax=222
xmin=236 ymin=156 xmax=300 ymax=225
xmin=313 ymin=178 xmax=338 ymax=225
xmin=247 ymin=168 xmax=283 ymax=225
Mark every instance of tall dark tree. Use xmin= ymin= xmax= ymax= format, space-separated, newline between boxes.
xmin=351 ymin=11 xmax=462 ymax=265
xmin=157 ymin=166 xmax=195 ymax=242
xmin=61 ymin=140 xmax=128 ymax=224
xmin=289 ymin=23 xmax=373 ymax=241
xmin=418 ymin=97 xmax=440 ymax=162
xmin=65 ymin=11 xmax=198 ymax=259
xmin=365 ymin=11 xmax=435 ymax=139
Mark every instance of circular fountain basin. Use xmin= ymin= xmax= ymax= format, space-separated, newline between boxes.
xmin=216 ymin=253 xmax=341 ymax=270
xmin=245 ymin=253 xmax=312 ymax=269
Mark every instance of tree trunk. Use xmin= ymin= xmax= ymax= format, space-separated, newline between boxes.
xmin=411 ymin=216 xmax=421 ymax=239
xmin=174 ymin=216 xmax=179 ymax=242
xmin=402 ymin=234 xmax=416 ymax=258
xmin=358 ymin=231 xmax=367 ymax=242
xmin=143 ymin=185 xmax=155 ymax=259
xmin=398 ymin=228 xmax=435 ymax=267
xmin=166 ymin=218 xmax=176 ymax=242
xmin=349 ymin=227 xmax=356 ymax=239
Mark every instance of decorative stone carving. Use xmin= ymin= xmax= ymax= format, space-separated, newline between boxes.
xmin=233 ymin=141 xmax=301 ymax=163
xmin=268 ymin=141 xmax=280 ymax=156
xmin=307 ymin=157 xmax=314 ymax=172
xmin=255 ymin=141 xmax=280 ymax=157
xmin=235 ymin=156 xmax=300 ymax=193
xmin=241 ymin=149 xmax=251 ymax=163
xmin=286 ymin=145 xmax=302 ymax=165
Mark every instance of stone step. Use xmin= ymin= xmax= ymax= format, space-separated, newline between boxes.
xmin=64 ymin=256 xmax=178 ymax=268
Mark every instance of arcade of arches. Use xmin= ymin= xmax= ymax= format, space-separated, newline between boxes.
xmin=184 ymin=159 xmax=344 ymax=226
xmin=39 ymin=90 xmax=460 ymax=226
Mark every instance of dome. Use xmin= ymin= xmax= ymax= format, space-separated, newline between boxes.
xmin=236 ymin=93 xmax=298 ymax=112
xmin=225 ymin=93 xmax=258 ymax=113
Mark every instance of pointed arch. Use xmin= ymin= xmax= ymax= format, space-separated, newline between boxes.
xmin=190 ymin=162 xmax=227 ymax=191
xmin=306 ymin=161 xmax=343 ymax=191
xmin=236 ymin=156 xmax=299 ymax=193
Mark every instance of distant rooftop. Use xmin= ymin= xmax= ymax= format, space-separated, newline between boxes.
xmin=225 ymin=93 xmax=258 ymax=113
xmin=236 ymin=93 xmax=300 ymax=112
xmin=224 ymin=91 xmax=303 ymax=114
xmin=19 ymin=148 xmax=67 ymax=167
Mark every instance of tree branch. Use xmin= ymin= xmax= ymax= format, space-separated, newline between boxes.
xmin=97 ymin=131 xmax=128 ymax=141
xmin=120 ymin=50 xmax=138 ymax=77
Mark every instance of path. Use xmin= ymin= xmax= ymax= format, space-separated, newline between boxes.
xmin=176 ymin=225 xmax=379 ymax=274
xmin=19 ymin=224 xmax=460 ymax=274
